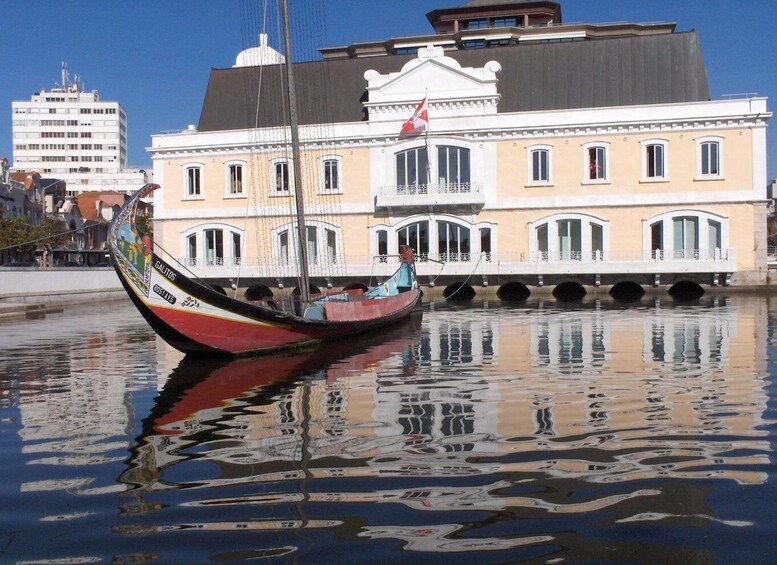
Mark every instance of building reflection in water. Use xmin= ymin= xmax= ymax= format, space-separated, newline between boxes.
xmin=118 ymin=297 xmax=770 ymax=560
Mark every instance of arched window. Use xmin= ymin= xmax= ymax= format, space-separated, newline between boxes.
xmin=529 ymin=214 xmax=609 ymax=262
xmin=374 ymin=216 xmax=493 ymax=263
xmin=182 ymin=224 xmax=244 ymax=267
xmin=273 ymin=221 xmax=340 ymax=267
xmin=644 ymin=210 xmax=728 ymax=261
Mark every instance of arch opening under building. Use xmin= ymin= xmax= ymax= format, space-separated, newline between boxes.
xmin=668 ymin=280 xmax=705 ymax=300
xmin=553 ymin=281 xmax=587 ymax=301
xmin=244 ymin=284 xmax=274 ymax=301
xmin=443 ymin=282 xmax=476 ymax=300
xmin=292 ymin=283 xmax=322 ymax=297
xmin=609 ymin=281 xmax=645 ymax=301
xmin=497 ymin=282 xmax=531 ymax=301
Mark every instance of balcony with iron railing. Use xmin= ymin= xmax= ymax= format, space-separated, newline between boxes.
xmin=375 ymin=181 xmax=485 ymax=210
xmin=176 ymin=247 xmax=736 ymax=283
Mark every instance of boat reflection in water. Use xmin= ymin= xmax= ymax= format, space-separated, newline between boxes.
xmin=117 ymin=296 xmax=771 ymax=561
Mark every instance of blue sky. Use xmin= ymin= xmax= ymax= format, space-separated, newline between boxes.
xmin=1 ymin=0 xmax=775 ymax=179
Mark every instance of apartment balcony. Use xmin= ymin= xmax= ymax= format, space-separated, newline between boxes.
xmin=375 ymin=182 xmax=485 ymax=211
xmin=176 ymin=248 xmax=736 ymax=287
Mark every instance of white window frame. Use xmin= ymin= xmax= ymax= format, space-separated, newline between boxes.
xmin=528 ymin=213 xmax=609 ymax=261
xmin=582 ymin=141 xmax=610 ymax=185
xmin=272 ymin=220 xmax=342 ymax=268
xmin=319 ymin=154 xmax=342 ymax=194
xmin=271 ymin=158 xmax=292 ymax=196
xmin=181 ymin=224 xmax=245 ymax=267
xmin=183 ymin=162 xmax=204 ymax=200
xmin=369 ymin=215 xmax=497 ymax=262
xmin=224 ymin=160 xmax=247 ymax=198
xmin=642 ymin=209 xmax=729 ymax=260
xmin=640 ymin=138 xmax=668 ymax=182
xmin=526 ymin=144 xmax=553 ymax=186
xmin=695 ymin=136 xmax=724 ymax=180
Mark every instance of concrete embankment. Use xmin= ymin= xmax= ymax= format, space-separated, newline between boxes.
xmin=0 ymin=267 xmax=126 ymax=320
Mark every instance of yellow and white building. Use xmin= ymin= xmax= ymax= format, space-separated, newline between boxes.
xmin=148 ymin=0 xmax=770 ymax=294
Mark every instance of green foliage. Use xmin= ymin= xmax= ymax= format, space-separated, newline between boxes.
xmin=135 ymin=212 xmax=153 ymax=238
xmin=0 ymin=214 xmax=67 ymax=261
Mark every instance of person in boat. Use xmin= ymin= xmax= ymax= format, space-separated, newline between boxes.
xmin=399 ymin=244 xmax=414 ymax=264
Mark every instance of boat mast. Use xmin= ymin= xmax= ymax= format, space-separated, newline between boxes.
xmin=280 ymin=0 xmax=311 ymax=305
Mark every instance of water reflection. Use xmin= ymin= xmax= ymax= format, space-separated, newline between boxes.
xmin=112 ymin=297 xmax=771 ymax=561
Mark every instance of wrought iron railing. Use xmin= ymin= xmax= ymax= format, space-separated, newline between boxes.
xmin=380 ymin=181 xmax=483 ymax=197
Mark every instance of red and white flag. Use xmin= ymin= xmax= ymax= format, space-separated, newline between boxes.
xmin=400 ymin=97 xmax=429 ymax=136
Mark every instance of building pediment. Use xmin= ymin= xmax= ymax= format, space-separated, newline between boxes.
xmin=363 ymin=44 xmax=501 ymax=123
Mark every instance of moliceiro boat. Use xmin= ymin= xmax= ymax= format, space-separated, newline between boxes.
xmin=107 ymin=183 xmax=421 ymax=355
xmin=108 ymin=0 xmax=421 ymax=355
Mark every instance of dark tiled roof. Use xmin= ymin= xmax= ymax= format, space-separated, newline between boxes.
xmin=457 ymin=0 xmax=535 ymax=6
xmin=198 ymin=31 xmax=709 ymax=132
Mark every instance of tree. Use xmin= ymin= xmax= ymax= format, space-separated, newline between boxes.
xmin=0 ymin=214 xmax=67 ymax=263
xmin=135 ymin=212 xmax=153 ymax=239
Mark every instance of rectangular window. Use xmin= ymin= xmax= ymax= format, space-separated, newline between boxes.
xmin=588 ymin=146 xmax=606 ymax=180
xmin=187 ymin=167 xmax=201 ymax=196
xmin=438 ymin=146 xmax=470 ymax=189
xmin=229 ymin=164 xmax=243 ymax=194
xmin=232 ymin=232 xmax=242 ymax=265
xmin=466 ymin=18 xmax=488 ymax=29
xmin=326 ymin=229 xmax=337 ymax=263
xmin=701 ymin=141 xmax=719 ymax=175
xmin=480 ymin=227 xmax=491 ymax=261
xmin=323 ymin=159 xmax=339 ymax=191
xmin=307 ymin=226 xmax=317 ymax=264
xmin=532 ymin=149 xmax=549 ymax=182
xmin=493 ymin=17 xmax=517 ymax=27
xmin=396 ymin=148 xmax=429 ymax=190
xmin=205 ymin=229 xmax=224 ymax=265
xmin=591 ymin=224 xmax=603 ymax=258
xmin=673 ymin=217 xmax=698 ymax=258
xmin=558 ymin=219 xmax=581 ymax=260
xmin=187 ymin=234 xmax=197 ymax=266
xmin=377 ymin=230 xmax=388 ymax=261
xmin=708 ymin=220 xmax=721 ymax=252
xmin=646 ymin=144 xmax=665 ymax=178
xmin=275 ymin=162 xmax=290 ymax=193
xmin=279 ymin=230 xmax=289 ymax=264
xmin=537 ymin=225 xmax=548 ymax=259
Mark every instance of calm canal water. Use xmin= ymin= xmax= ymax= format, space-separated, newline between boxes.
xmin=1 ymin=295 xmax=776 ymax=564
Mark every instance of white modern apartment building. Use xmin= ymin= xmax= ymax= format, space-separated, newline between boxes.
xmin=11 ymin=66 xmax=147 ymax=196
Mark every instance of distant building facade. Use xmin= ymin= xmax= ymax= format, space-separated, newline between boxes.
xmin=0 ymin=157 xmax=44 ymax=223
xmin=11 ymin=64 xmax=147 ymax=196
xmin=149 ymin=0 xmax=771 ymax=291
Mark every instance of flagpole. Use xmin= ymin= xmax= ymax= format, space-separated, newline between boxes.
xmin=425 ymin=92 xmax=431 ymax=189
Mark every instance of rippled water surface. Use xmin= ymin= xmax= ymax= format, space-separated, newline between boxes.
xmin=1 ymin=296 xmax=776 ymax=563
